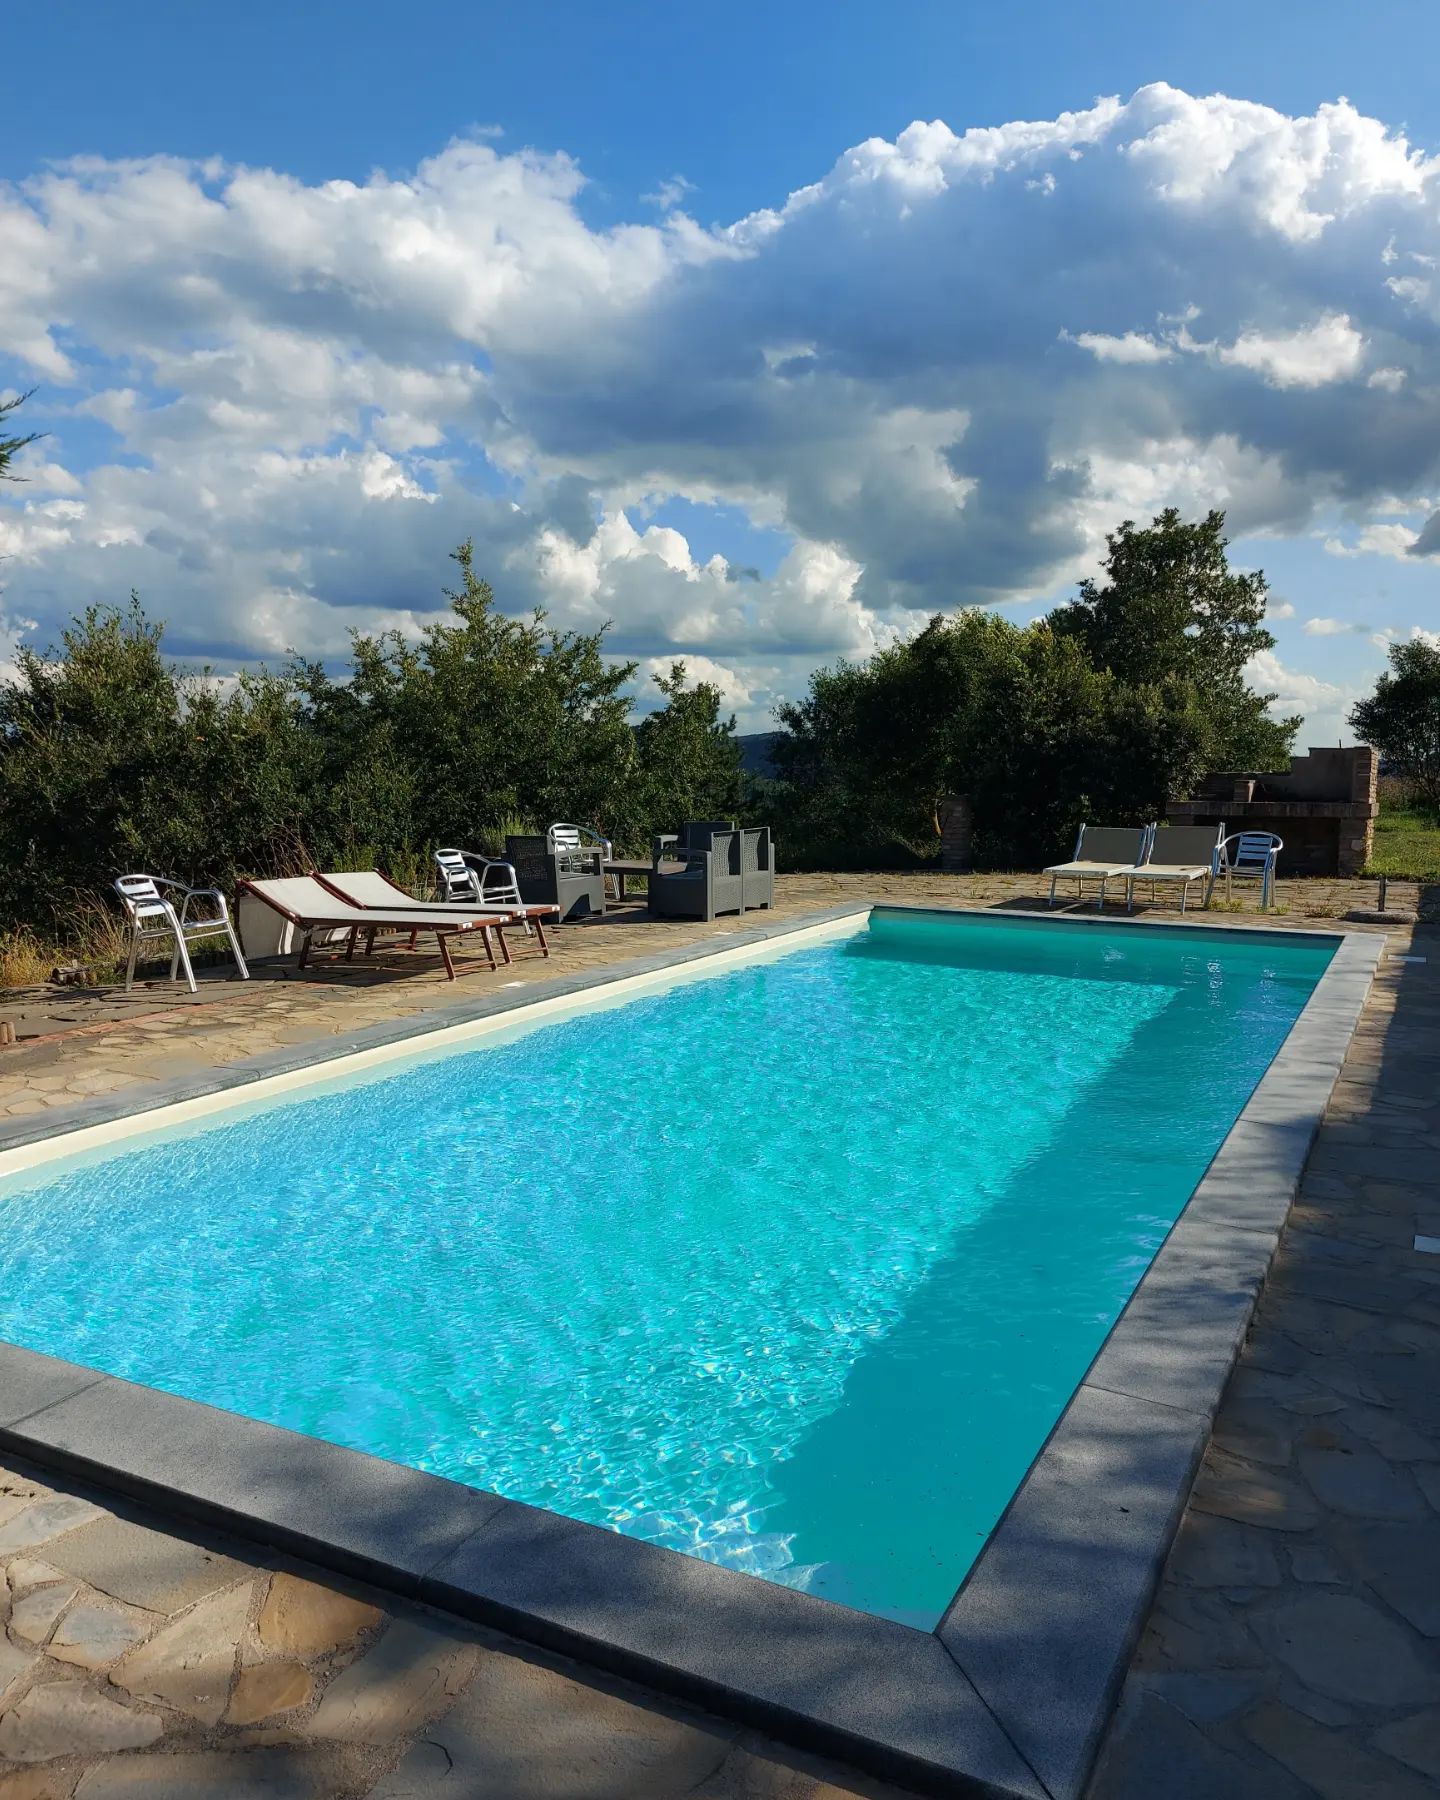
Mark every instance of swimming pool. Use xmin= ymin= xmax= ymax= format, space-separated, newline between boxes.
xmin=0 ymin=907 xmax=1336 ymax=1631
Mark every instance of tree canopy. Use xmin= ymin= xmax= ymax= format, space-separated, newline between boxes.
xmin=1350 ymin=638 xmax=1440 ymax=819
xmin=0 ymin=547 xmax=743 ymax=937
xmin=768 ymin=509 xmax=1297 ymax=868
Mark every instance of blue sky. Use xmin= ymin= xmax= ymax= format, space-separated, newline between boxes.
xmin=5 ymin=1 xmax=1440 ymax=737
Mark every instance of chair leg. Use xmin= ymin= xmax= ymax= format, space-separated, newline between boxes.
xmin=225 ymin=920 xmax=250 ymax=981
xmin=123 ymin=929 xmax=141 ymax=994
xmin=1048 ymin=874 xmax=1057 ymax=908
xmin=174 ymin=935 xmax=198 ymax=994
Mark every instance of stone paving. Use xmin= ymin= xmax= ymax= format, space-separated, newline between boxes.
xmin=0 ymin=872 xmax=1435 ymax=1796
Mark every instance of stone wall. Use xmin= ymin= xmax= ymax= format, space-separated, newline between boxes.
xmin=938 ymin=794 xmax=974 ymax=871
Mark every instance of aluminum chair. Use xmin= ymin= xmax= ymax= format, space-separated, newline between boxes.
xmin=113 ymin=874 xmax=249 ymax=994
xmin=433 ymin=847 xmax=524 ymax=909
xmin=547 ymin=822 xmax=612 ymax=864
xmin=1209 ymin=832 xmax=1284 ymax=910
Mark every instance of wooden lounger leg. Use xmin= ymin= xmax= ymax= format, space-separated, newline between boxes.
xmin=498 ymin=927 xmax=512 ymax=967
xmin=298 ymin=930 xmax=312 ymax=971
xmin=365 ymin=927 xmax=376 ymax=956
xmin=408 ymin=928 xmax=418 ymax=950
xmin=533 ymin=915 xmax=550 ymax=958
xmin=437 ymin=933 xmax=457 ymax=980
xmin=481 ymin=927 xmax=497 ymax=972
xmin=344 ymin=927 xmax=357 ymax=962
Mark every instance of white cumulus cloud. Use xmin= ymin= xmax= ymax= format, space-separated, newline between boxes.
xmin=2 ymin=83 xmax=1439 ymax=729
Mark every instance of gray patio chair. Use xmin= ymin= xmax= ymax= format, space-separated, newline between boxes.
xmin=740 ymin=826 xmax=775 ymax=910
xmin=114 ymin=874 xmax=250 ymax=994
xmin=1208 ymin=831 xmax=1283 ymax=910
xmin=648 ymin=829 xmax=744 ymax=922
xmin=1127 ymin=824 xmax=1225 ymax=913
xmin=506 ymin=834 xmax=606 ymax=922
xmin=1044 ymin=825 xmax=1152 ymax=910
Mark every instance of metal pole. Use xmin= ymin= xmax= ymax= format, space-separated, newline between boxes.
xmin=1379 ymin=875 xmax=1389 ymax=912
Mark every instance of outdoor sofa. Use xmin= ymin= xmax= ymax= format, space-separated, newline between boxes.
xmin=647 ymin=823 xmax=775 ymax=921
xmin=507 ymin=834 xmax=606 ymax=922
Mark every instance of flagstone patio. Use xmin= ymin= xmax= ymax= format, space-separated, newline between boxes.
xmin=0 ymin=874 xmax=1435 ymax=1797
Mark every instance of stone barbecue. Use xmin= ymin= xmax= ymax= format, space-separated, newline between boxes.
xmin=1167 ymin=745 xmax=1378 ymax=877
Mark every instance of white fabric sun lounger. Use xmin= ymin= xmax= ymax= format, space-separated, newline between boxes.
xmin=314 ymin=869 xmax=557 ymax=958
xmin=236 ymin=876 xmax=509 ymax=980
xmin=1044 ymin=825 xmax=1152 ymax=910
xmin=1126 ymin=825 xmax=1225 ymax=913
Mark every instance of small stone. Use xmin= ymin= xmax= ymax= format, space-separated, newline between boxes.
xmin=1140 ymin=1591 xmax=1265 ymax=1672
xmin=305 ymin=1618 xmax=475 ymax=1745
xmin=8 ymin=1582 xmax=78 ymax=1646
xmin=111 ymin=1579 xmax=252 ymax=1726
xmin=54 ymin=1517 xmax=251 ymax=1614
xmin=225 ymin=1661 xmax=314 ymax=1725
xmin=1191 ymin=1450 xmax=1319 ymax=1531
xmin=1337 ymin=1407 xmax=1435 ymax=1460
xmin=1212 ymin=1412 xmax=1293 ymax=1467
xmin=1334 ymin=1521 xmax=1440 ymax=1636
xmin=49 ymin=1601 xmax=154 ymax=1669
xmin=369 ymin=1649 xmax=735 ymax=1798
xmin=0 ymin=1769 xmax=74 ymax=1800
xmin=0 ymin=1636 xmax=37 ymax=1706
xmin=257 ymin=1573 xmax=383 ymax=1659
xmin=0 ymin=1681 xmax=164 ymax=1760
xmin=1287 ymin=1546 xmax=1343 ymax=1583
xmin=1375 ymin=1710 xmax=1440 ymax=1782
xmin=1245 ymin=1701 xmax=1439 ymax=1800
xmin=1298 ymin=1446 xmax=1426 ymax=1519
xmin=1276 ymin=1681 xmax=1355 ymax=1726
xmin=1136 ymin=1671 xmax=1260 ymax=1726
xmin=0 ymin=1498 xmax=103 ymax=1557
xmin=1283 ymin=1393 xmax=1345 ymax=1416
xmin=1088 ymin=1691 xmax=1311 ymax=1800
xmin=1252 ymin=1593 xmax=1440 ymax=1706
xmin=73 ymin=1748 xmax=333 ymax=1799
xmin=1172 ymin=1513 xmax=1281 ymax=1588
xmin=4 ymin=1557 xmax=68 ymax=1600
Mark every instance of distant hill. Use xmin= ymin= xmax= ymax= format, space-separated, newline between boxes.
xmin=736 ymin=731 xmax=780 ymax=777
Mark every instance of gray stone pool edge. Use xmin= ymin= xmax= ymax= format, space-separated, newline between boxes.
xmin=0 ymin=907 xmax=1383 ymax=1800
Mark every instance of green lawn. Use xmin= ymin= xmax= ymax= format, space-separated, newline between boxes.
xmin=1363 ymin=808 xmax=1440 ymax=883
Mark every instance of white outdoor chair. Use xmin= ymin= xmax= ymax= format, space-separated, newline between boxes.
xmin=1208 ymin=832 xmax=1284 ymax=910
xmin=113 ymin=875 xmax=250 ymax=994
xmin=547 ymin=822 xmax=612 ymax=864
xmin=433 ymin=847 xmax=528 ymax=926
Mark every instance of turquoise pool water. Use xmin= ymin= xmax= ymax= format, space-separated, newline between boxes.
xmin=0 ymin=911 xmax=1333 ymax=1627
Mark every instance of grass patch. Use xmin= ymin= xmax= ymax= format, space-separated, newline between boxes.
xmin=1363 ymin=808 xmax=1440 ymax=884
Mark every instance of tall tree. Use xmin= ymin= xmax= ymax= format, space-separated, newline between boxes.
xmin=1350 ymin=639 xmax=1440 ymax=819
xmin=0 ymin=390 xmax=40 ymax=481
xmin=1050 ymin=508 xmax=1296 ymax=769
xmin=632 ymin=662 xmax=745 ymax=837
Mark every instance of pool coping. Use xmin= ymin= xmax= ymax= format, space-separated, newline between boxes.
xmin=0 ymin=904 xmax=1383 ymax=1799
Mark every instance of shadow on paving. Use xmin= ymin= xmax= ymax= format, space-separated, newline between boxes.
xmin=1087 ymin=922 xmax=1440 ymax=1800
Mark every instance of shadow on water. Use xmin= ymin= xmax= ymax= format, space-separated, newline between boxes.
xmin=761 ymin=928 xmax=1332 ymax=1625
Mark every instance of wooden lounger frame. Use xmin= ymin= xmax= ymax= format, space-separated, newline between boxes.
xmin=309 ymin=871 xmax=555 ymax=962
xmin=235 ymin=880 xmax=509 ymax=981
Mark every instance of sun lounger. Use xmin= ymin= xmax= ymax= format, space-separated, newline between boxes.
xmin=1044 ymin=825 xmax=1152 ymax=910
xmin=315 ymin=869 xmax=555 ymax=958
xmin=235 ymin=876 xmax=508 ymax=980
xmin=1126 ymin=825 xmax=1225 ymax=913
